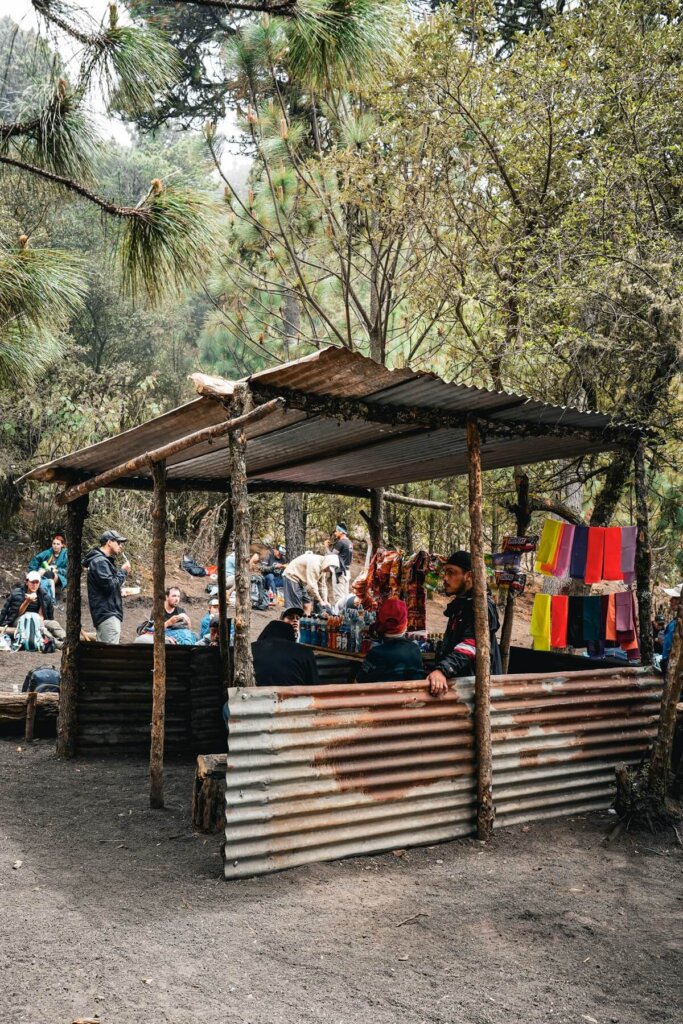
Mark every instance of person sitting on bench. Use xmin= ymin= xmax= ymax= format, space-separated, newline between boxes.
xmin=252 ymin=620 xmax=319 ymax=687
xmin=355 ymin=598 xmax=424 ymax=684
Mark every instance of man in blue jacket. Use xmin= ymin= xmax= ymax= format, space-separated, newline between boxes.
xmin=28 ymin=533 xmax=68 ymax=600
xmin=83 ymin=530 xmax=131 ymax=643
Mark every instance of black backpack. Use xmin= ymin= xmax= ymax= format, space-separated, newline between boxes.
xmin=181 ymin=554 xmax=207 ymax=577
xmin=22 ymin=665 xmax=60 ymax=694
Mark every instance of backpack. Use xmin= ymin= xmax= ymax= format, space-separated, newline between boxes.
xmin=250 ymin=573 xmax=270 ymax=611
xmin=22 ymin=665 xmax=60 ymax=693
xmin=181 ymin=554 xmax=207 ymax=577
xmin=13 ymin=612 xmax=45 ymax=652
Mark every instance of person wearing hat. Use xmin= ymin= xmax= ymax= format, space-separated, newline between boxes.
xmin=0 ymin=570 xmax=66 ymax=647
xmin=355 ymin=598 xmax=424 ymax=684
xmin=427 ymin=551 xmax=502 ymax=697
xmin=28 ymin=532 xmax=68 ymax=600
xmin=262 ymin=544 xmax=287 ymax=595
xmin=196 ymin=615 xmax=220 ymax=647
xmin=281 ymin=606 xmax=304 ymax=639
xmin=330 ymin=523 xmax=353 ymax=604
xmin=661 ymin=584 xmax=682 ymax=679
xmin=83 ymin=530 xmax=131 ymax=644
xmin=199 ymin=597 xmax=220 ymax=639
xmin=252 ymin=619 xmax=319 ymax=687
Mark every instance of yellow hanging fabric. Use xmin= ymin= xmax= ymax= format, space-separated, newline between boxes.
xmin=534 ymin=519 xmax=563 ymax=575
xmin=530 ymin=593 xmax=552 ymax=650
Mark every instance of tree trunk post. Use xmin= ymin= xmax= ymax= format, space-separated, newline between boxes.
xmin=217 ymin=504 xmax=234 ymax=693
xmin=149 ymin=459 xmax=167 ymax=810
xmin=369 ymin=487 xmax=384 ymax=552
xmin=284 ymin=492 xmax=306 ymax=559
xmin=499 ymin=467 xmax=530 ymax=673
xmin=467 ymin=418 xmax=494 ymax=841
xmin=56 ymin=493 xmax=89 ymax=758
xmin=648 ymin=601 xmax=683 ymax=793
xmin=230 ymin=384 xmax=256 ymax=688
xmin=634 ymin=441 xmax=654 ymax=666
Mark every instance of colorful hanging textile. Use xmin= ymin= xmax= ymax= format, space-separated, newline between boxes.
xmin=602 ymin=527 xmax=623 ymax=581
xmin=584 ymin=526 xmax=606 ymax=585
xmin=605 ymin=593 xmax=617 ymax=642
xmin=550 ymin=595 xmax=568 ymax=648
xmin=582 ymin=596 xmax=602 ymax=644
xmin=567 ymin=596 xmax=585 ymax=647
xmin=401 ymin=550 xmax=428 ymax=631
xmin=551 ymin=523 xmax=575 ymax=578
xmin=531 ymin=594 xmax=552 ymax=650
xmin=620 ymin=526 xmax=637 ymax=584
xmin=535 ymin=520 xmax=563 ymax=575
xmin=569 ymin=525 xmax=589 ymax=580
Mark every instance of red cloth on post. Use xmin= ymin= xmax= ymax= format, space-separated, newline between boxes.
xmin=584 ymin=527 xmax=606 ymax=584
xmin=550 ymin=596 xmax=569 ymax=648
xmin=602 ymin=527 xmax=623 ymax=581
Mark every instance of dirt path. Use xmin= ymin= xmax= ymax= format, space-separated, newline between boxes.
xmin=1 ymin=740 xmax=681 ymax=1024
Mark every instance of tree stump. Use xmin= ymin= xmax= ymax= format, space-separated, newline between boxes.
xmin=192 ymin=753 xmax=228 ymax=834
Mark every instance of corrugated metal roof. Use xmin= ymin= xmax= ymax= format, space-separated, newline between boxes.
xmin=22 ymin=346 xmax=639 ymax=490
xmin=223 ymin=667 xmax=660 ymax=878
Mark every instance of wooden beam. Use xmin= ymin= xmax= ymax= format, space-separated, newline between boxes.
xmin=217 ymin=504 xmax=234 ymax=693
xmin=250 ymin=382 xmax=638 ymax=444
xmin=467 ymin=418 xmax=494 ymax=842
xmin=55 ymin=398 xmax=285 ymax=505
xmin=230 ymin=384 xmax=256 ymax=688
xmin=56 ymin=493 xmax=89 ymax=758
xmin=149 ymin=460 xmax=167 ymax=810
xmin=384 ymin=491 xmax=453 ymax=511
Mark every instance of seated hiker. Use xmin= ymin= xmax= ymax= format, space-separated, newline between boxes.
xmin=263 ymin=544 xmax=287 ymax=593
xmin=252 ymin=620 xmax=319 ymax=687
xmin=281 ymin=605 xmax=304 ymax=639
xmin=355 ymin=598 xmax=424 ymax=684
xmin=0 ymin=570 xmax=65 ymax=649
xmin=426 ymin=551 xmax=502 ymax=698
xmin=199 ymin=597 xmax=220 ymax=638
xmin=162 ymin=586 xmax=192 ymax=631
xmin=196 ymin=615 xmax=220 ymax=646
xmin=28 ymin=532 xmax=68 ymax=600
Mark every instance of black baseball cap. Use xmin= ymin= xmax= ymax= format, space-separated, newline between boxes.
xmin=100 ymin=530 xmax=128 ymax=544
xmin=445 ymin=551 xmax=472 ymax=571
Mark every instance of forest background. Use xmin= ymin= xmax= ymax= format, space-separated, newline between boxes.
xmin=0 ymin=0 xmax=681 ymax=585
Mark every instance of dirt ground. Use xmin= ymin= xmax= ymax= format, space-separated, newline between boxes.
xmin=0 ymin=740 xmax=681 ymax=1024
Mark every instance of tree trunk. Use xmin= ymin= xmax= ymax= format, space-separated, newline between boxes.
xmin=499 ymin=467 xmax=530 ymax=673
xmin=56 ymin=494 xmax=89 ymax=759
xmin=284 ymin=492 xmax=305 ymax=559
xmin=369 ymin=488 xmax=384 ymax=552
xmin=283 ymin=290 xmax=300 ymax=362
xmin=217 ymin=503 xmax=233 ymax=693
xmin=648 ymin=602 xmax=683 ymax=794
xmin=467 ymin=418 xmax=494 ymax=841
xmin=634 ymin=442 xmax=654 ymax=666
xmin=149 ymin=459 xmax=167 ymax=810
xmin=230 ymin=384 xmax=255 ymax=688
xmin=590 ymin=446 xmax=635 ymax=527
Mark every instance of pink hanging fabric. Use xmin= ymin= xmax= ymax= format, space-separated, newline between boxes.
xmin=551 ymin=523 xmax=575 ymax=578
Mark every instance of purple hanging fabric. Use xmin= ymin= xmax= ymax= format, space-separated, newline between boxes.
xmin=615 ymin=590 xmax=633 ymax=633
xmin=621 ymin=526 xmax=637 ymax=584
xmin=551 ymin=523 xmax=575 ymax=578
xmin=569 ymin=525 xmax=589 ymax=579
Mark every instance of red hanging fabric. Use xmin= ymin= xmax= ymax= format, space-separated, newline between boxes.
xmin=550 ymin=595 xmax=569 ymax=648
xmin=602 ymin=527 xmax=623 ymax=581
xmin=584 ymin=526 xmax=606 ymax=584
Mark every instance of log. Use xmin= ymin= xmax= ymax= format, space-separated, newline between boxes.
xmin=149 ymin=459 xmax=167 ymax=810
xmin=383 ymin=491 xmax=453 ymax=511
xmin=57 ymin=493 xmax=88 ymax=758
xmin=0 ymin=693 xmax=59 ymax=722
xmin=230 ymin=384 xmax=256 ymax=688
xmin=192 ymin=753 xmax=228 ymax=833
xmin=467 ymin=417 xmax=494 ymax=841
xmin=56 ymin=398 xmax=285 ymax=505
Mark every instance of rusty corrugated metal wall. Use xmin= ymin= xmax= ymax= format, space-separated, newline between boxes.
xmin=224 ymin=668 xmax=661 ymax=879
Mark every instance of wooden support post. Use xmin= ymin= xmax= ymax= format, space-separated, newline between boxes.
xmin=230 ymin=384 xmax=255 ymax=688
xmin=217 ymin=504 xmax=234 ymax=693
xmin=24 ymin=690 xmax=37 ymax=743
xmin=149 ymin=459 xmax=167 ymax=809
xmin=499 ymin=467 xmax=531 ymax=673
xmin=56 ymin=493 xmax=89 ymax=758
xmin=368 ymin=487 xmax=385 ymax=554
xmin=634 ymin=441 xmax=654 ymax=666
xmin=467 ymin=418 xmax=494 ymax=841
xmin=648 ymin=601 xmax=683 ymax=793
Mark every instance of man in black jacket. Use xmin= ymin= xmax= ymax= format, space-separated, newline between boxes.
xmin=0 ymin=570 xmax=65 ymax=647
xmin=427 ymin=551 xmax=501 ymax=697
xmin=83 ymin=530 xmax=131 ymax=643
xmin=252 ymin=620 xmax=319 ymax=687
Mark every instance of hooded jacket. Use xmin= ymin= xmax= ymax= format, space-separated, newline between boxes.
xmin=252 ymin=620 xmax=320 ymax=687
xmin=436 ymin=591 xmax=502 ymax=679
xmin=28 ymin=546 xmax=68 ymax=589
xmin=83 ymin=547 xmax=127 ymax=627
xmin=0 ymin=583 xmax=53 ymax=627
